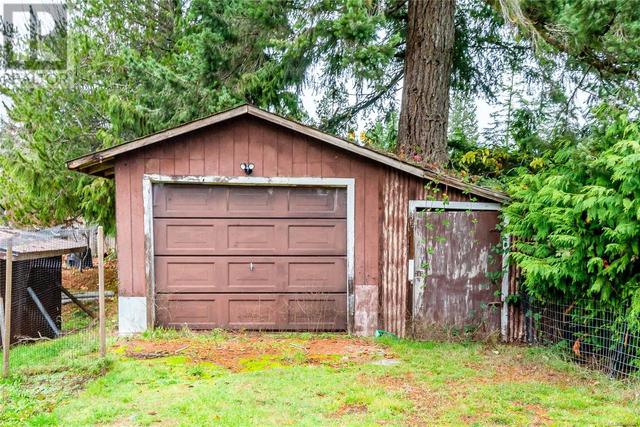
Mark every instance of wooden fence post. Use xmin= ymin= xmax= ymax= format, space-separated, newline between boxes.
xmin=98 ymin=226 xmax=106 ymax=357
xmin=3 ymin=240 xmax=13 ymax=377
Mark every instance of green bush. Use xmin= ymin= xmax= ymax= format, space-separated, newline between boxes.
xmin=505 ymin=104 xmax=640 ymax=327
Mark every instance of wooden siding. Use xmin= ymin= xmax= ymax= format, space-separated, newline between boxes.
xmin=114 ymin=115 xmax=483 ymax=336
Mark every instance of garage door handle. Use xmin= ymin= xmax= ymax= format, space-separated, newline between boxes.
xmin=249 ymin=262 xmax=254 ymax=271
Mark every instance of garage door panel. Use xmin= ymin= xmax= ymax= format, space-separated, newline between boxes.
xmin=227 ymin=188 xmax=277 ymax=214
xmin=228 ymin=224 xmax=276 ymax=250
xmin=164 ymin=224 xmax=216 ymax=251
xmin=288 ymin=224 xmax=345 ymax=252
xmin=287 ymin=260 xmax=346 ymax=292
xmin=155 ymin=294 xmax=222 ymax=329
xmin=154 ymin=219 xmax=346 ymax=255
xmin=228 ymin=261 xmax=280 ymax=290
xmin=154 ymin=185 xmax=346 ymax=218
xmin=159 ymin=259 xmax=218 ymax=293
xmin=287 ymin=188 xmax=345 ymax=216
xmin=160 ymin=186 xmax=211 ymax=212
xmin=155 ymin=256 xmax=346 ymax=293
xmin=286 ymin=296 xmax=347 ymax=329
xmin=228 ymin=298 xmax=278 ymax=328
xmin=155 ymin=293 xmax=347 ymax=330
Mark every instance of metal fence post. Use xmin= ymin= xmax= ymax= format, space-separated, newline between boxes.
xmin=98 ymin=226 xmax=106 ymax=357
xmin=3 ymin=240 xmax=13 ymax=377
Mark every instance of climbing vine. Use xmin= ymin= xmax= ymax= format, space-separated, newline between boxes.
xmin=416 ymin=180 xmax=506 ymax=333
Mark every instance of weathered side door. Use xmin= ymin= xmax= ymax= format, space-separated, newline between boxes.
xmin=412 ymin=209 xmax=502 ymax=336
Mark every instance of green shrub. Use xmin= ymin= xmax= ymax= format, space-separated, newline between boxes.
xmin=505 ymin=104 xmax=640 ymax=327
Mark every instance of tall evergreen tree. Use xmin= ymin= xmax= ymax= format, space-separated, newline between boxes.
xmin=396 ymin=0 xmax=455 ymax=165
xmin=277 ymin=0 xmax=525 ymax=156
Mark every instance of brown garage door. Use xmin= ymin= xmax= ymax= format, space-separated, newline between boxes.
xmin=153 ymin=185 xmax=347 ymax=330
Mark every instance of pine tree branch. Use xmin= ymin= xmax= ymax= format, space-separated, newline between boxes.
xmin=493 ymin=0 xmax=635 ymax=78
xmin=323 ymin=70 xmax=403 ymax=130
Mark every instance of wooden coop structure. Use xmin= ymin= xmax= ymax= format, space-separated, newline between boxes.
xmin=0 ymin=229 xmax=87 ymax=344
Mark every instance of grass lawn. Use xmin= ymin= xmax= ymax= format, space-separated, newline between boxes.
xmin=1 ymin=329 xmax=639 ymax=426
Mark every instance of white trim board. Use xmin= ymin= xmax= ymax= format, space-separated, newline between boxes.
xmin=142 ymin=174 xmax=356 ymax=333
xmin=409 ymin=200 xmax=502 ymax=212
xmin=408 ymin=199 xmax=510 ymax=342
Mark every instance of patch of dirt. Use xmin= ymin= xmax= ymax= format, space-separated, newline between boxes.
xmin=371 ymin=372 xmax=441 ymax=424
xmin=459 ymin=413 xmax=493 ymax=425
xmin=461 ymin=349 xmax=582 ymax=387
xmin=513 ymin=402 xmax=552 ymax=426
xmin=304 ymin=337 xmax=388 ymax=364
xmin=62 ymin=259 xmax=118 ymax=293
xmin=332 ymin=403 xmax=368 ymax=417
xmin=117 ymin=334 xmax=392 ymax=371
xmin=494 ymin=362 xmax=575 ymax=386
xmin=439 ymin=348 xmax=579 ymax=426
xmin=357 ymin=351 xmax=563 ymax=426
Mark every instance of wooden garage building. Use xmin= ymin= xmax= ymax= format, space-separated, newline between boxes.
xmin=68 ymin=105 xmax=507 ymax=337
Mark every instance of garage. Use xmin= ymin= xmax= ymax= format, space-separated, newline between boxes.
xmin=67 ymin=104 xmax=508 ymax=336
xmin=152 ymin=184 xmax=348 ymax=330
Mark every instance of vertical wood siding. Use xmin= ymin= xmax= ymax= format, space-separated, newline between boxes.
xmin=115 ymin=161 xmax=133 ymax=295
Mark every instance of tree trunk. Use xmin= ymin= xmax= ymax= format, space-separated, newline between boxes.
xmin=397 ymin=0 xmax=455 ymax=166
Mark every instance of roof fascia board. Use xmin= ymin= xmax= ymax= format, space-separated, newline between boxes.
xmin=66 ymin=103 xmax=507 ymax=203
xmin=421 ymin=169 xmax=508 ymax=203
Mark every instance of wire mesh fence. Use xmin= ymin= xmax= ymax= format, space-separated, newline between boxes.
xmin=0 ymin=227 xmax=107 ymax=375
xmin=522 ymin=294 xmax=640 ymax=378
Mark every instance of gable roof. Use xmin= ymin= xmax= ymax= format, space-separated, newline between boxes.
xmin=66 ymin=104 xmax=508 ymax=203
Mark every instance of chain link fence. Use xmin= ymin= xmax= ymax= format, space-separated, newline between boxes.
xmin=0 ymin=227 xmax=107 ymax=375
xmin=522 ymin=294 xmax=640 ymax=378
